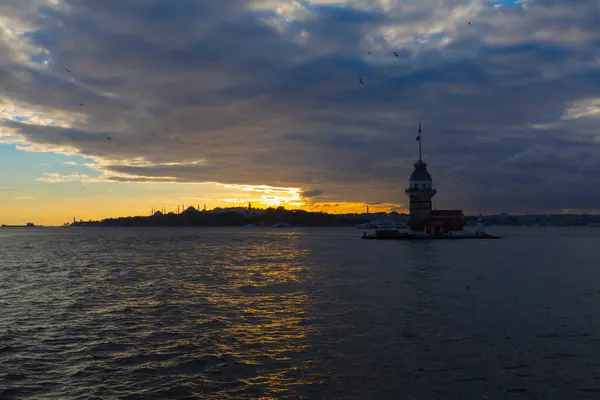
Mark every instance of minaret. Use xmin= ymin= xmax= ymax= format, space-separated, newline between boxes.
xmin=405 ymin=120 xmax=437 ymax=220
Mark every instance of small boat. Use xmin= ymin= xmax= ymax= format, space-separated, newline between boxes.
xmin=362 ymin=218 xmax=501 ymax=240
xmin=356 ymin=220 xmax=410 ymax=231
xmin=242 ymin=224 xmax=257 ymax=228
xmin=1 ymin=223 xmax=36 ymax=228
xmin=366 ymin=226 xmax=415 ymax=238
xmin=362 ymin=231 xmax=501 ymax=240
xmin=272 ymin=223 xmax=291 ymax=227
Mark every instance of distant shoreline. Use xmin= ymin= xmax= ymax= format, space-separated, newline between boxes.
xmin=4 ymin=224 xmax=600 ymax=229
xmin=5 ymin=209 xmax=600 ymax=228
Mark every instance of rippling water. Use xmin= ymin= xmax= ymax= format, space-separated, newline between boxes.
xmin=2 ymin=226 xmax=600 ymax=399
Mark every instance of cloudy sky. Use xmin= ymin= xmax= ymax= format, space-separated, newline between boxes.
xmin=1 ymin=0 xmax=599 ymax=224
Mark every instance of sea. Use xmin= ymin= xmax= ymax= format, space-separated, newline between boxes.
xmin=1 ymin=226 xmax=600 ymax=399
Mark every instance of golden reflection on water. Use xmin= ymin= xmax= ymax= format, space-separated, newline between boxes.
xmin=207 ymin=234 xmax=320 ymax=398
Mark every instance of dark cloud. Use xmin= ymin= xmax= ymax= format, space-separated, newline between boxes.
xmin=301 ymin=189 xmax=324 ymax=198
xmin=1 ymin=0 xmax=600 ymax=212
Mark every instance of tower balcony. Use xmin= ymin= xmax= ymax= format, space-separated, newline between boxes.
xmin=405 ymin=187 xmax=437 ymax=196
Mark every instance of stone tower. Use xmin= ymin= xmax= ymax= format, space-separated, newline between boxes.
xmin=405 ymin=160 xmax=436 ymax=219
xmin=405 ymin=120 xmax=437 ymax=220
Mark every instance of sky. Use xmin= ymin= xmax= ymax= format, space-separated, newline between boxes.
xmin=1 ymin=0 xmax=599 ymax=224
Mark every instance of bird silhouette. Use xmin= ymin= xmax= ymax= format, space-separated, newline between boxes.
xmin=393 ymin=52 xmax=399 ymax=57
xmin=106 ymin=136 xmax=111 ymax=140
xmin=65 ymin=69 xmax=70 ymax=72
xmin=80 ymin=104 xmax=83 ymax=106
xmin=468 ymin=22 xmax=471 ymax=25
xmin=358 ymin=78 xmax=364 ymax=84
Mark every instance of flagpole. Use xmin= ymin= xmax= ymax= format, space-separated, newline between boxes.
xmin=418 ymin=119 xmax=422 ymax=161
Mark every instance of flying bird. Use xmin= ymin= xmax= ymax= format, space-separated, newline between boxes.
xmin=80 ymin=104 xmax=83 ymax=106
xmin=65 ymin=69 xmax=70 ymax=72
xmin=468 ymin=22 xmax=471 ymax=25
xmin=106 ymin=136 xmax=111 ymax=140
xmin=393 ymin=52 xmax=399 ymax=57
xmin=359 ymin=78 xmax=364 ymax=84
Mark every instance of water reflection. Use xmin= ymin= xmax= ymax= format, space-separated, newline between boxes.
xmin=203 ymin=234 xmax=316 ymax=399
xmin=404 ymin=241 xmax=442 ymax=277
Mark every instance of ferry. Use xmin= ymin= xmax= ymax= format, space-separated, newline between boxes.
xmin=1 ymin=222 xmax=36 ymax=228
xmin=356 ymin=220 xmax=410 ymax=231
xmin=362 ymin=216 xmax=500 ymax=240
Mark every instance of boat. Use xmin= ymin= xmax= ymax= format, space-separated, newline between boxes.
xmin=272 ymin=223 xmax=291 ymax=227
xmin=1 ymin=223 xmax=36 ymax=228
xmin=242 ymin=224 xmax=257 ymax=228
xmin=362 ymin=231 xmax=501 ymax=240
xmin=367 ymin=226 xmax=415 ymax=237
xmin=356 ymin=220 xmax=410 ymax=230
xmin=362 ymin=216 xmax=501 ymax=240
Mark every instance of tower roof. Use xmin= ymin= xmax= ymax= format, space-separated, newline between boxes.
xmin=409 ymin=160 xmax=432 ymax=181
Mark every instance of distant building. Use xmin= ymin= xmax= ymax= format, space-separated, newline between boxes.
xmin=207 ymin=206 xmax=265 ymax=217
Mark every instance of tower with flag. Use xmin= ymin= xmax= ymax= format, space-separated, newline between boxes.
xmin=405 ymin=120 xmax=465 ymax=235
